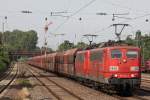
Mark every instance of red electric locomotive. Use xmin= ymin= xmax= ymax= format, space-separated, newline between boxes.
xmin=27 ymin=45 xmax=141 ymax=95
xmin=75 ymin=46 xmax=141 ymax=94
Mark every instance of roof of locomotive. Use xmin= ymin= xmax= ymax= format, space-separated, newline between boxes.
xmin=104 ymin=46 xmax=140 ymax=50
xmin=77 ymin=45 xmax=140 ymax=54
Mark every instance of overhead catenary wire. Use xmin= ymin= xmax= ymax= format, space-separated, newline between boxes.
xmin=93 ymin=12 xmax=150 ymax=35
xmin=101 ymin=0 xmax=149 ymax=14
xmin=117 ymin=13 xmax=150 ymax=25
xmin=90 ymin=13 xmax=150 ymax=43
xmin=2 ymin=1 xmax=150 ymax=37
xmin=53 ymin=0 xmax=97 ymax=33
xmin=93 ymin=25 xmax=112 ymax=34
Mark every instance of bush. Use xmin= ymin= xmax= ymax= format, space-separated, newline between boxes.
xmin=0 ymin=60 xmax=7 ymax=72
xmin=0 ymin=54 xmax=10 ymax=72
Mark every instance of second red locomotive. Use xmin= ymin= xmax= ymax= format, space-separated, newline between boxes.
xmin=27 ymin=45 xmax=141 ymax=95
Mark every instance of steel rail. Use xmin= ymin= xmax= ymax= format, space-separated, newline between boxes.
xmin=0 ymin=63 xmax=18 ymax=94
xmin=28 ymin=66 xmax=84 ymax=100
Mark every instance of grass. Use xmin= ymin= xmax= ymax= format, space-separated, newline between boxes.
xmin=18 ymin=79 xmax=32 ymax=88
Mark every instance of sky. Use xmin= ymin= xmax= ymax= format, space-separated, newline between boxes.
xmin=0 ymin=0 xmax=150 ymax=50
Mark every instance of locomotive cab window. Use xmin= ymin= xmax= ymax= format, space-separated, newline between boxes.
xmin=111 ymin=49 xmax=122 ymax=58
xmin=126 ymin=50 xmax=138 ymax=58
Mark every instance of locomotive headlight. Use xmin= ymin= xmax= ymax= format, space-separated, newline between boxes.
xmin=131 ymin=66 xmax=139 ymax=71
xmin=109 ymin=66 xmax=119 ymax=71
xmin=114 ymin=74 xmax=118 ymax=77
xmin=131 ymin=74 xmax=135 ymax=77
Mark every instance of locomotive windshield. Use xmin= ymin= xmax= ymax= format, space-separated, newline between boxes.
xmin=126 ymin=50 xmax=138 ymax=58
xmin=111 ymin=49 xmax=122 ymax=58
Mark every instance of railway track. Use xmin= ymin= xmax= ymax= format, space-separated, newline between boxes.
xmin=26 ymin=64 xmax=120 ymax=100
xmin=142 ymin=78 xmax=150 ymax=83
xmin=112 ymin=75 xmax=150 ymax=100
xmin=27 ymin=67 xmax=84 ymax=100
xmin=111 ymin=87 xmax=150 ymax=100
xmin=142 ymin=73 xmax=150 ymax=78
xmin=0 ymin=63 xmax=18 ymax=95
xmin=27 ymin=64 xmax=150 ymax=100
xmin=140 ymin=76 xmax=150 ymax=94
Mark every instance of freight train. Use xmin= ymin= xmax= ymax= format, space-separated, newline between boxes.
xmin=27 ymin=45 xmax=141 ymax=95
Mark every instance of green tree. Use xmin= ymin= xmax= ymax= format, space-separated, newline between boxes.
xmin=125 ymin=31 xmax=150 ymax=62
xmin=58 ymin=40 xmax=75 ymax=51
xmin=0 ymin=29 xmax=38 ymax=72
xmin=135 ymin=30 xmax=142 ymax=48
xmin=75 ymin=42 xmax=88 ymax=49
xmin=141 ymin=34 xmax=150 ymax=61
xmin=40 ymin=46 xmax=54 ymax=53
xmin=47 ymin=47 xmax=54 ymax=53
xmin=125 ymin=35 xmax=136 ymax=46
xmin=3 ymin=30 xmax=38 ymax=51
xmin=0 ymin=51 xmax=10 ymax=72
